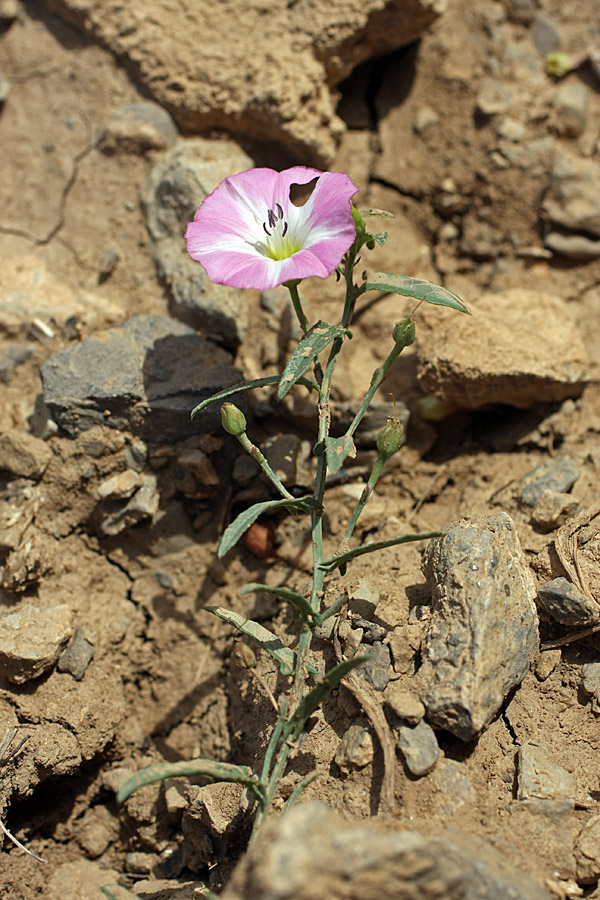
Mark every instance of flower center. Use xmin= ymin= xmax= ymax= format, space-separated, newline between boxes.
xmin=257 ymin=203 xmax=302 ymax=261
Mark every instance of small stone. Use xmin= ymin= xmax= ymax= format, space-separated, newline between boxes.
xmin=125 ymin=852 xmax=156 ymax=875
xmin=74 ymin=806 xmax=115 ymax=859
xmin=517 ymin=742 xmax=576 ymax=801
xmin=519 ymin=458 xmax=580 ymax=507
xmin=97 ymin=247 xmax=119 ymax=283
xmin=0 ymin=430 xmax=52 ymax=479
xmin=496 ymin=116 xmax=527 ymax=142
xmin=97 ymin=469 xmax=143 ymax=500
xmin=358 ymin=640 xmax=390 ymax=691
xmin=99 ymin=473 xmax=160 ymax=536
xmin=531 ymin=489 xmax=580 ymax=531
xmin=384 ymin=684 xmax=425 ymax=724
xmin=535 ymin=648 xmax=561 ymax=681
xmin=57 ymin=628 xmax=95 ymax=680
xmin=335 ymin=723 xmax=374 ymax=770
xmin=552 ymin=81 xmax=589 ymax=138
xmin=537 ymin=577 xmax=599 ymax=626
xmin=574 ymin=814 xmax=600 ymax=883
xmin=177 ymin=448 xmax=219 ymax=486
xmin=413 ymin=105 xmax=439 ymax=134
xmin=476 ymin=80 xmax=516 ymax=117
xmin=420 ymin=512 xmax=538 ymax=741
xmin=581 ymin=663 xmax=600 ymax=697
xmin=505 ymin=0 xmax=537 ymax=25
xmin=531 ymin=12 xmax=561 ymax=56
xmin=0 ymin=343 xmax=34 ymax=383
xmin=545 ymin=232 xmax=600 ymax=261
xmin=397 ymin=719 xmax=439 ymax=777
xmin=543 ymin=150 xmax=600 ymax=238
xmin=0 ymin=603 xmax=74 ymax=683
xmin=347 ymin=576 xmax=381 ymax=618
xmin=98 ymin=101 xmax=178 ymax=154
xmin=164 ymin=780 xmax=188 ymax=823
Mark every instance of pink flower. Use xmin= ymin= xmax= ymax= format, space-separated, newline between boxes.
xmin=185 ymin=166 xmax=358 ymax=291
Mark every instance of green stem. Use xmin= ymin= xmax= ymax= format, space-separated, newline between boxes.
xmin=286 ymin=281 xmax=309 ymax=333
xmin=320 ymin=530 xmax=441 ymax=574
xmin=342 ymin=453 xmax=385 ymax=545
xmin=237 ymin=432 xmax=295 ymax=501
xmin=344 ymin=339 xmax=405 ymax=441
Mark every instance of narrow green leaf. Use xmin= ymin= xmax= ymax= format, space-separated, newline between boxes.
xmin=361 ymin=272 xmax=470 ymax=314
xmin=359 ymin=208 xmax=395 ymax=219
xmin=319 ymin=530 xmax=441 ymax=574
xmin=206 ymin=606 xmax=295 ymax=675
xmin=191 ymin=375 xmax=318 ymax=419
xmin=116 ymin=758 xmax=260 ymax=805
xmin=284 ymin=656 xmax=370 ymax=741
xmin=240 ymin=583 xmax=314 ymax=625
xmin=219 ymin=496 xmax=314 ymax=558
xmin=324 ymin=435 xmax=356 ymax=476
xmin=277 ymin=321 xmax=351 ymax=400
xmin=102 ymin=888 xmax=143 ymax=900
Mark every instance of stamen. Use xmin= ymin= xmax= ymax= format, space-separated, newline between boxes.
xmin=268 ymin=208 xmax=277 ymax=228
xmin=276 ymin=203 xmax=283 ymax=219
xmin=263 ymin=222 xmax=271 ymax=236
xmin=282 ymin=221 xmax=288 ymax=237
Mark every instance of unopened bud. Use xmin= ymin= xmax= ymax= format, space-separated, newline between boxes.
xmin=221 ymin=402 xmax=247 ymax=436
xmin=351 ymin=205 xmax=366 ymax=237
xmin=233 ymin=640 xmax=257 ymax=669
xmin=392 ymin=318 xmax=415 ymax=347
xmin=376 ymin=418 xmax=404 ymax=459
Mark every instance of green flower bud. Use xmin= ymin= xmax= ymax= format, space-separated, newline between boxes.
xmin=221 ymin=402 xmax=247 ymax=436
xmin=417 ymin=395 xmax=455 ymax=422
xmin=392 ymin=317 xmax=416 ymax=347
xmin=545 ymin=51 xmax=576 ymax=78
xmin=351 ymin=205 xmax=367 ymax=237
xmin=376 ymin=418 xmax=404 ymax=460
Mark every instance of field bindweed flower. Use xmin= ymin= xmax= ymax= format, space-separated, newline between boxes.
xmin=185 ymin=167 xmax=358 ymax=291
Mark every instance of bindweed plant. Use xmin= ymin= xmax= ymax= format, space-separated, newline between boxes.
xmin=115 ymin=166 xmax=469 ymax=859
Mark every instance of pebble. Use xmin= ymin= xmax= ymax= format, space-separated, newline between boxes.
xmin=519 ymin=458 xmax=580 ymax=507
xmin=531 ymin=12 xmax=561 ymax=56
xmin=0 ymin=429 xmax=52 ymax=479
xmin=99 ymin=473 xmax=160 ymax=536
xmin=57 ymin=628 xmax=96 ymax=680
xmin=384 ymin=684 xmax=425 ymax=724
xmin=413 ymin=105 xmax=439 ymax=134
xmin=97 ymin=469 xmax=143 ymax=500
xmin=40 ymin=314 xmax=241 ymax=443
xmin=574 ymin=814 xmax=600 ymax=883
xmin=543 ymin=150 xmax=600 ymax=238
xmin=420 ymin=512 xmax=538 ymax=740
xmin=98 ymin=101 xmax=178 ymax=154
xmin=552 ymin=81 xmax=589 ymax=139
xmin=416 ymin=289 xmax=588 ymax=410
xmin=531 ymin=488 xmax=580 ymax=531
xmin=517 ymin=742 xmax=576 ymax=801
xmin=358 ymin=640 xmax=390 ymax=692
xmin=0 ymin=0 xmax=18 ymax=23
xmin=141 ymin=138 xmax=252 ymax=351
xmin=0 ymin=343 xmax=34 ymax=383
xmin=0 ymin=603 xmax=74 ymax=683
xmin=537 ymin=577 xmax=599 ymax=626
xmin=397 ymin=719 xmax=439 ymax=777
xmin=335 ymin=723 xmax=374 ymax=770
xmin=535 ymin=648 xmax=561 ymax=681
xmin=580 ymin=662 xmax=600 ymax=698
xmin=476 ymin=80 xmax=516 ymax=117
xmin=545 ymin=231 xmax=600 ymax=261
xmin=347 ymin=576 xmax=381 ymax=618
xmin=74 ymin=806 xmax=115 ymax=859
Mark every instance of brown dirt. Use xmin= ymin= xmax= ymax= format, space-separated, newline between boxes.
xmin=1 ymin=1 xmax=600 ymax=898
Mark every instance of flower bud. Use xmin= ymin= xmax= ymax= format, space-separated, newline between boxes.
xmin=233 ymin=640 xmax=257 ymax=670
xmin=351 ymin=205 xmax=366 ymax=237
xmin=376 ymin=418 xmax=404 ymax=460
xmin=392 ymin=317 xmax=416 ymax=347
xmin=221 ymin=402 xmax=247 ymax=436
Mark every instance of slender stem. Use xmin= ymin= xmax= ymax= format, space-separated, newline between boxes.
xmin=260 ymin=702 xmax=287 ymax=784
xmin=342 ymin=454 xmax=385 ymax=544
xmin=344 ymin=340 xmax=405 ymax=441
xmin=286 ymin=282 xmax=309 ymax=333
xmin=237 ymin=433 xmax=295 ymax=500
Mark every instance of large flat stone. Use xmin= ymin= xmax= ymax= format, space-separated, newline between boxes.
xmin=40 ymin=314 xmax=241 ymax=443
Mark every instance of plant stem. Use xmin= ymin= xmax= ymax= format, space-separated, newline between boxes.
xmin=237 ymin=432 xmax=295 ymax=500
xmin=341 ymin=453 xmax=386 ymax=545
xmin=286 ymin=281 xmax=309 ymax=333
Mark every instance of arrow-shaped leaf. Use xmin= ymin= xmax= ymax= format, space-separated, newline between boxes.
xmin=324 ymin=435 xmax=356 ymax=475
xmin=218 ymin=496 xmax=318 ymax=558
xmin=240 ymin=583 xmax=314 ymax=625
xmin=361 ymin=272 xmax=470 ymax=314
xmin=278 ymin=321 xmax=351 ymax=400
xmin=206 ymin=606 xmax=296 ymax=675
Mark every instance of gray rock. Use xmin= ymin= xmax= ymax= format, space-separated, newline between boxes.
xmin=543 ymin=150 xmax=600 ymax=238
xmin=221 ymin=801 xmax=553 ymax=900
xmin=97 ymin=101 xmax=178 ymax=154
xmin=358 ymin=640 xmax=390 ymax=691
xmin=476 ymin=81 xmax=516 ymax=117
xmin=420 ymin=512 xmax=539 ymax=741
xmin=385 ymin=685 xmax=425 ymax=724
xmin=40 ymin=314 xmax=241 ymax=443
xmin=537 ymin=577 xmax=599 ymax=626
xmin=531 ymin=13 xmax=561 ymax=55
xmin=545 ymin=231 xmax=600 ymax=261
xmin=397 ymin=719 xmax=439 ymax=776
xmin=57 ymin=628 xmax=95 ymax=680
xmin=581 ymin=662 xmax=600 ymax=697
xmin=519 ymin=458 xmax=580 ymax=507
xmin=552 ymin=81 xmax=588 ymax=138
xmin=517 ymin=742 xmax=576 ymax=801
xmin=0 ymin=430 xmax=52 ymax=479
xmin=141 ymin=139 xmax=252 ymax=350
xmin=0 ymin=604 xmax=74 ymax=683
xmin=0 ymin=343 xmax=34 ymax=383
xmin=531 ymin=488 xmax=579 ymax=531
xmin=335 ymin=723 xmax=374 ymax=770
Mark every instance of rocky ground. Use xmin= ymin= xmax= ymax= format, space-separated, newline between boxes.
xmin=1 ymin=0 xmax=600 ymax=898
